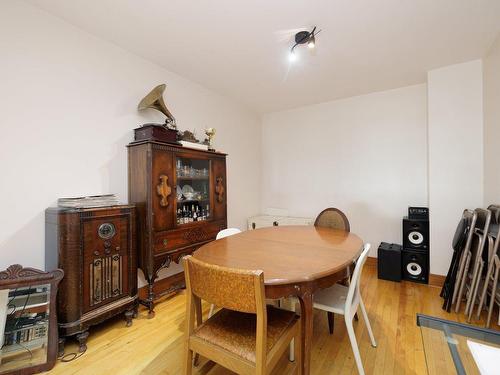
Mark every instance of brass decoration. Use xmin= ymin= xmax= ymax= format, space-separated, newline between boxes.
xmin=156 ymin=175 xmax=172 ymax=207
xmin=215 ymin=176 xmax=225 ymax=203
xmin=138 ymin=84 xmax=177 ymax=129
xmin=90 ymin=255 xmax=122 ymax=306
xmin=205 ymin=128 xmax=216 ymax=151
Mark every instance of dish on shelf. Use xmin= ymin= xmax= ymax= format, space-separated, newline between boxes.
xmin=181 ymin=184 xmax=195 ymax=200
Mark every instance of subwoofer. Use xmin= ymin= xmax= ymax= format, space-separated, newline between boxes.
xmin=402 ymin=249 xmax=429 ymax=283
xmin=377 ymin=242 xmax=402 ymax=282
xmin=403 ymin=217 xmax=429 ymax=251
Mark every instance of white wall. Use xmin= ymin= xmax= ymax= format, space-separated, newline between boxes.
xmin=427 ymin=60 xmax=484 ymax=275
xmin=484 ymin=35 xmax=500 ymax=204
xmin=261 ymin=84 xmax=428 ymax=256
xmin=0 ymin=1 xmax=261 ymax=272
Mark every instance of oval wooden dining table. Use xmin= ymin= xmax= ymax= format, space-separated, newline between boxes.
xmin=193 ymin=225 xmax=364 ymax=375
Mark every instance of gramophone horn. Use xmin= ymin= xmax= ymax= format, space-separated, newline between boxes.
xmin=138 ymin=84 xmax=176 ymax=126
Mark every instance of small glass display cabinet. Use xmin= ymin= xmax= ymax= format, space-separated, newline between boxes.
xmin=175 ymin=157 xmax=211 ymax=224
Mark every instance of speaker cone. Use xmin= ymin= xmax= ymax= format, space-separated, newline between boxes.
xmin=406 ymin=262 xmax=422 ymax=276
xmin=408 ymin=231 xmax=424 ymax=245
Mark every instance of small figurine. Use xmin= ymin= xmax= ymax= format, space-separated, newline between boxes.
xmin=205 ymin=128 xmax=216 ymax=151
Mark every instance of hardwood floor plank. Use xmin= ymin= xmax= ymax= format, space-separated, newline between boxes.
xmin=47 ymin=264 xmax=498 ymax=375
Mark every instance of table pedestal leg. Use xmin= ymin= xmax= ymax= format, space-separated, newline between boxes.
xmin=298 ymin=289 xmax=313 ymax=375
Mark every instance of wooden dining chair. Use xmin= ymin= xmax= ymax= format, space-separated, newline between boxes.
xmin=207 ymin=228 xmax=243 ymax=319
xmin=314 ymin=207 xmax=350 ymax=231
xmin=314 ymin=207 xmax=353 ymax=333
xmin=183 ymin=255 xmax=302 ymax=375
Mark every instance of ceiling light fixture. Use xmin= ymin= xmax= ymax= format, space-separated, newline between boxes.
xmin=289 ymin=26 xmax=320 ymax=61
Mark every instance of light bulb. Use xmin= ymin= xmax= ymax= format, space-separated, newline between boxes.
xmin=289 ymin=50 xmax=297 ymax=62
xmin=308 ymin=35 xmax=315 ymax=49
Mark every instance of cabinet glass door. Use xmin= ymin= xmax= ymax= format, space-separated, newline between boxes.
xmin=175 ymin=157 xmax=211 ymax=225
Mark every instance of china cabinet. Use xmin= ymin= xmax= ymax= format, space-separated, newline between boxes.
xmin=127 ymin=140 xmax=227 ymax=315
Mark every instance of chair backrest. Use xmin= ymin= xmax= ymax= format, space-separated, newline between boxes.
xmin=216 ymin=228 xmax=242 ymax=240
xmin=314 ymin=208 xmax=350 ymax=232
xmin=474 ymin=208 xmax=491 ymax=234
xmin=487 ymin=204 xmax=500 ymax=224
xmin=345 ymin=244 xmax=371 ymax=318
xmin=183 ymin=255 xmax=265 ymax=314
xmin=470 ymin=208 xmax=491 ymax=265
xmin=183 ymin=256 xmax=268 ymax=369
xmin=462 ymin=209 xmax=478 ymax=255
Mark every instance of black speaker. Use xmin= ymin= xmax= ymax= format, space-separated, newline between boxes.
xmin=377 ymin=242 xmax=402 ymax=282
xmin=403 ymin=217 xmax=429 ymax=251
xmin=402 ymin=249 xmax=429 ymax=283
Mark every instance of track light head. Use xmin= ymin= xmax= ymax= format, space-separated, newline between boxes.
xmin=290 ymin=26 xmax=319 ymax=59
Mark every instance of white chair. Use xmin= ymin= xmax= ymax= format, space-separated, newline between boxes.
xmin=216 ymin=227 xmax=241 ymax=240
xmin=289 ymin=244 xmax=376 ymax=374
xmin=208 ymin=228 xmax=242 ymax=318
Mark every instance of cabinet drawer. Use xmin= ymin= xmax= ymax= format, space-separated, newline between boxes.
xmin=153 ymin=221 xmax=226 ymax=254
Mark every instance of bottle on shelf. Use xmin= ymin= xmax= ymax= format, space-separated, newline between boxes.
xmin=183 ymin=206 xmax=188 ymax=224
xmin=206 ymin=204 xmax=210 ymax=219
xmin=193 ymin=207 xmax=198 ymax=221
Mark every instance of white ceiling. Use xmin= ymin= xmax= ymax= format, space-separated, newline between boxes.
xmin=29 ymin=0 xmax=500 ymax=114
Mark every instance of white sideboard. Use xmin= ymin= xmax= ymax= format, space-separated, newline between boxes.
xmin=247 ymin=215 xmax=313 ymax=230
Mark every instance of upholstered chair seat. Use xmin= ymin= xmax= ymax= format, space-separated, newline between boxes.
xmin=194 ymin=306 xmax=298 ymax=363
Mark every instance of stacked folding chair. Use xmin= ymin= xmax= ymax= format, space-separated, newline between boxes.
xmin=442 ymin=205 xmax=500 ymax=327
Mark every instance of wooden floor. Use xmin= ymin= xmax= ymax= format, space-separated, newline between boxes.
xmin=47 ymin=264 xmax=499 ymax=375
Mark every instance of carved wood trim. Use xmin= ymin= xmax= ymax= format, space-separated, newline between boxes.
xmin=215 ymin=176 xmax=225 ymax=203
xmin=147 ymin=142 xmax=227 ymax=158
xmin=0 ymin=264 xmax=63 ymax=285
xmin=156 ymin=174 xmax=172 ymax=207
xmin=182 ymin=227 xmax=209 ymax=243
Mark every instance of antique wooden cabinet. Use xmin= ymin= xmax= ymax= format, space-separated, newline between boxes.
xmin=45 ymin=205 xmax=137 ymax=353
xmin=127 ymin=140 xmax=227 ymax=315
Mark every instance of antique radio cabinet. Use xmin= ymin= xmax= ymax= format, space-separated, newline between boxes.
xmin=127 ymin=140 xmax=227 ymax=315
xmin=45 ymin=205 xmax=137 ymax=353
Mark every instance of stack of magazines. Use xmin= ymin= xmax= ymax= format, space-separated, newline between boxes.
xmin=58 ymin=194 xmax=120 ymax=208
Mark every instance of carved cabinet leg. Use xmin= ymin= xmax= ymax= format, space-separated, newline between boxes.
xmin=125 ymin=308 xmax=134 ymax=327
xmin=138 ymin=279 xmax=156 ymax=318
xmin=133 ymin=304 xmax=139 ymax=318
xmin=76 ymin=330 xmax=89 ymax=353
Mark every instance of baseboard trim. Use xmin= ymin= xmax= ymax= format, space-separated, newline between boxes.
xmin=366 ymin=256 xmax=445 ymax=288
xmin=366 ymin=256 xmax=378 ymax=267
xmin=428 ymin=274 xmax=446 ymax=288
xmin=138 ymin=272 xmax=185 ymax=301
